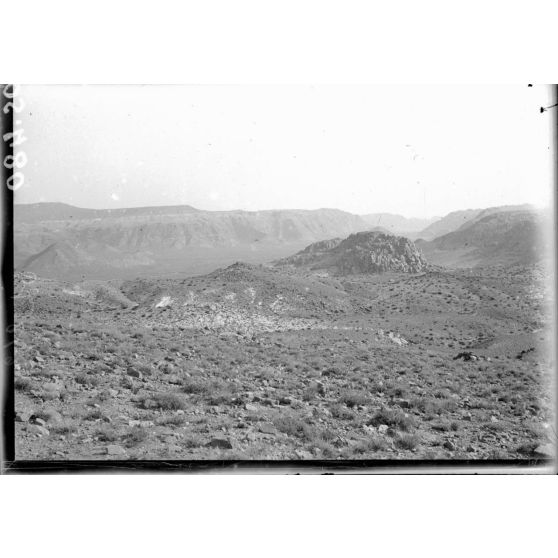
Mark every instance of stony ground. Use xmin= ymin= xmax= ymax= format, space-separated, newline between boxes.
xmin=13 ymin=263 xmax=555 ymax=461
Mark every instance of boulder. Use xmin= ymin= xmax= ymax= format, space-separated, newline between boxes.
xmin=15 ymin=410 xmax=33 ymax=422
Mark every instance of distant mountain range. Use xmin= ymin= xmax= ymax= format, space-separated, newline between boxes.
xmin=417 ymin=209 xmax=549 ymax=268
xmin=14 ymin=203 xmax=370 ymax=280
xmin=14 ymin=202 xmax=547 ymax=279
xmin=14 ymin=202 xmax=201 ymax=224
xmin=360 ymin=213 xmax=438 ymax=235
xmin=416 ymin=204 xmax=534 ymax=241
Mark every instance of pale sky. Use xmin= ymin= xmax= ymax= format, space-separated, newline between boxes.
xmin=15 ymin=84 xmax=554 ymax=218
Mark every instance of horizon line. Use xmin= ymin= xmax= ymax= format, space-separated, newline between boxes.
xmin=13 ymin=200 xmax=543 ymax=221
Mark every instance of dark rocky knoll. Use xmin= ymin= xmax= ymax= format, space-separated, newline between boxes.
xmin=276 ymin=231 xmax=429 ymax=274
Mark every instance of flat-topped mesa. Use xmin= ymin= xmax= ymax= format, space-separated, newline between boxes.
xmin=277 ymin=230 xmax=429 ymax=274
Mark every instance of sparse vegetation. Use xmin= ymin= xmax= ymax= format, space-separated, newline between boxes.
xmin=14 ymin=377 xmax=32 ymax=392
xmin=13 ymin=260 xmax=552 ymax=461
xmin=141 ymin=393 xmax=188 ymax=411
xmin=394 ymin=433 xmax=420 ymax=450
xmin=368 ymin=408 xmax=415 ymax=432
xmin=339 ymin=390 xmax=369 ymax=408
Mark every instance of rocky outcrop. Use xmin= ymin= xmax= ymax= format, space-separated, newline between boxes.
xmin=334 ymin=231 xmax=428 ymax=274
xmin=277 ymin=231 xmax=428 ymax=274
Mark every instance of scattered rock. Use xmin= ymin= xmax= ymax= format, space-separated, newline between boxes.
xmin=453 ymin=352 xmax=477 ymax=362
xmin=443 ymin=441 xmax=456 ymax=451
xmin=206 ymin=438 xmax=233 ymax=450
xmin=386 ymin=331 xmax=408 ymax=346
xmin=15 ymin=410 xmax=33 ymax=422
xmin=106 ymin=445 xmax=127 ymax=456
xmin=309 ymin=380 xmax=326 ymax=396
xmin=516 ymin=347 xmax=535 ymax=360
xmin=32 ymin=417 xmax=47 ymax=427
xmin=278 ymin=396 xmax=292 ymax=405
xmin=294 ymin=449 xmax=313 ymax=459
xmin=129 ymin=420 xmax=154 ymax=428
xmin=41 ymin=408 xmax=64 ymax=425
xmin=127 ymin=368 xmax=142 ymax=379
xmin=41 ymin=385 xmax=61 ymax=400
xmin=396 ymin=399 xmax=411 ymax=409
xmin=27 ymin=424 xmax=49 ymax=436
xmin=378 ymin=424 xmax=389 ymax=434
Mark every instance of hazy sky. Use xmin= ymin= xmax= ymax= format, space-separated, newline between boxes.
xmin=15 ymin=84 xmax=554 ymax=218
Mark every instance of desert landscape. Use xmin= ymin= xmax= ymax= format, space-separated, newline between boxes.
xmin=13 ymin=202 xmax=555 ymax=461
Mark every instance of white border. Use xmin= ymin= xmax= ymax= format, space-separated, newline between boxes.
xmin=1 ymin=2 xmax=557 ymax=557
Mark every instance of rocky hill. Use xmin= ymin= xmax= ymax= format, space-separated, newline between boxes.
xmin=276 ymin=231 xmax=429 ymax=274
xmin=417 ymin=209 xmax=548 ymax=268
